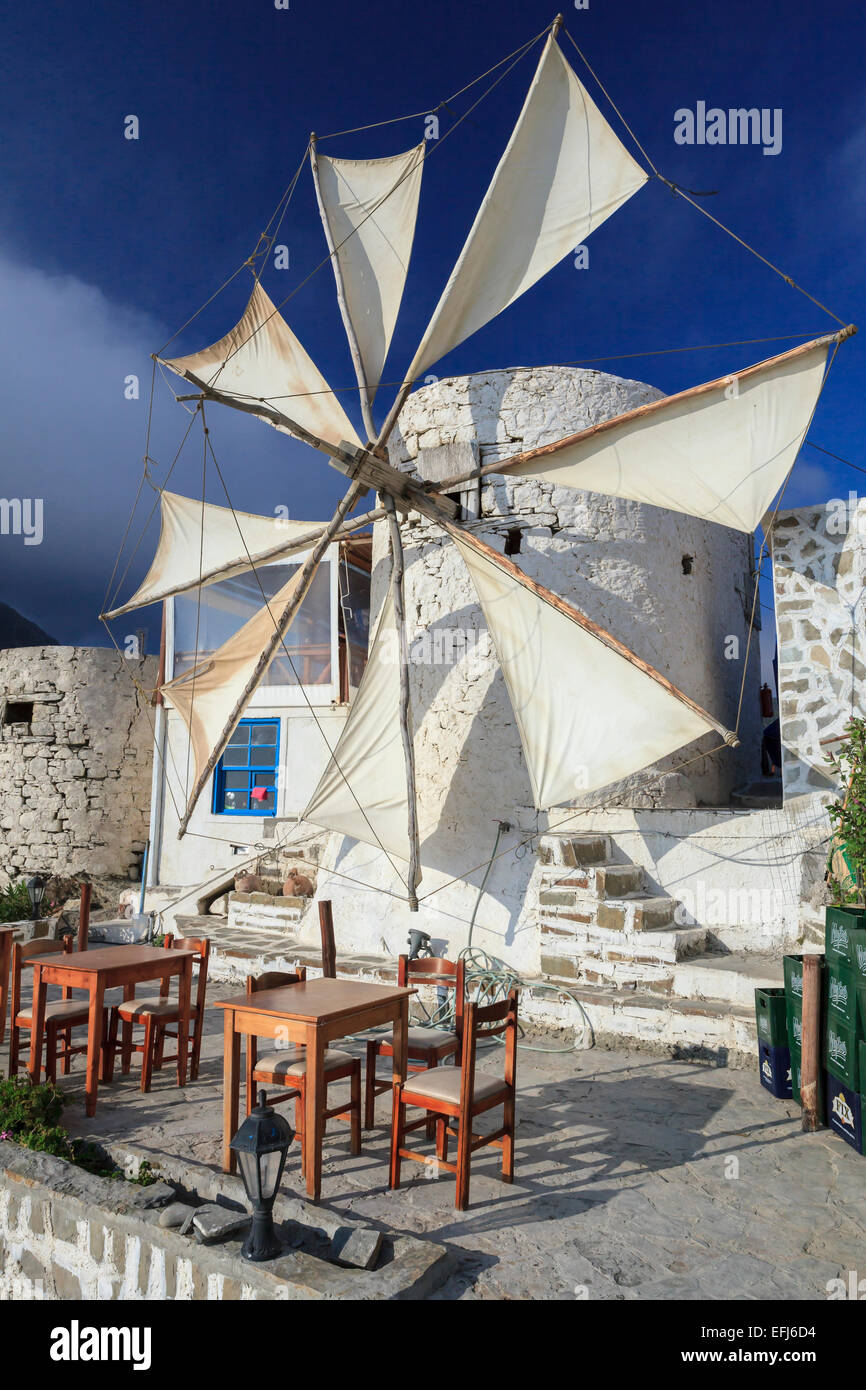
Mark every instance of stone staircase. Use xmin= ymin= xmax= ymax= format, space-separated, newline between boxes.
xmin=535 ymin=832 xmax=783 ymax=1063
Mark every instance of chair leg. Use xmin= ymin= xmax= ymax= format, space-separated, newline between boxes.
xmin=455 ymin=1114 xmax=473 ymax=1211
xmin=140 ymin=1017 xmax=155 ymax=1094
xmin=9 ymin=1023 xmax=20 ymax=1077
xmin=364 ymin=1039 xmax=379 ymax=1131
xmin=101 ymin=1008 xmax=115 ymax=1084
xmin=153 ymin=1023 xmax=166 ymax=1072
xmin=295 ymin=1088 xmax=306 ymax=1179
xmin=436 ymin=1115 xmax=448 ymax=1165
xmin=389 ymin=1088 xmax=404 ymax=1190
xmin=350 ymin=1063 xmax=361 ymax=1156
xmin=190 ymin=1016 xmax=203 ymax=1082
xmin=60 ymin=1024 xmax=72 ymax=1076
xmin=121 ymin=1016 xmax=133 ymax=1074
xmin=425 ymin=1058 xmax=438 ymax=1142
xmin=45 ymin=1024 xmax=58 ymax=1085
xmin=502 ymin=1094 xmax=515 ymax=1183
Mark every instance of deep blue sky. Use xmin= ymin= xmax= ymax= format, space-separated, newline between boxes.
xmin=0 ymin=0 xmax=862 ymax=646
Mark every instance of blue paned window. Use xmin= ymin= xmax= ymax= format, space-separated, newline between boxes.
xmin=213 ymin=718 xmax=279 ymax=816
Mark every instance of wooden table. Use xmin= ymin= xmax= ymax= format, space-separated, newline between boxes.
xmin=0 ymin=925 xmax=13 ymax=1045
xmin=216 ymin=977 xmax=416 ymax=1201
xmin=28 ymin=944 xmax=196 ymax=1117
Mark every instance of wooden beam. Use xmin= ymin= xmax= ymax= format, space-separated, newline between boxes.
xmin=426 ymin=325 xmax=859 ymax=495
xmin=800 ymin=953 xmax=822 ymax=1132
xmin=442 ymin=519 xmax=740 ymax=748
xmin=384 ymin=493 xmax=421 ymax=910
xmin=310 ymin=133 xmax=377 ymax=442
xmin=176 ymin=478 xmax=366 ymax=837
xmin=318 ymin=900 xmax=337 ymax=978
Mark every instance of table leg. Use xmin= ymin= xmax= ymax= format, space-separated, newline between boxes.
xmin=0 ymin=933 xmax=9 ymax=1045
xmin=28 ymin=966 xmax=47 ymax=1084
xmin=304 ymin=1023 xmax=325 ymax=1202
xmin=222 ymin=1011 xmax=240 ymax=1175
xmin=84 ymin=980 xmax=105 ymax=1118
xmin=177 ymin=957 xmax=192 ymax=1087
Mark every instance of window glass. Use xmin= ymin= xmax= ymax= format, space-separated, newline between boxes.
xmin=213 ymin=718 xmax=279 ymax=816
xmin=174 ymin=561 xmax=331 ymax=686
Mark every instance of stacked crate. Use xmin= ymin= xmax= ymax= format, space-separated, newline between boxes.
xmin=755 ymin=985 xmax=791 ymax=1097
xmin=823 ymin=907 xmax=866 ymax=1150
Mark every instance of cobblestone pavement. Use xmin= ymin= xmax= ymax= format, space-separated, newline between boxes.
xmin=6 ymin=990 xmax=865 ymax=1301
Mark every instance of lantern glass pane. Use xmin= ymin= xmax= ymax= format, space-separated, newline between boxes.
xmin=236 ymin=1148 xmax=261 ymax=1203
xmin=258 ymin=1149 xmax=283 ymax=1203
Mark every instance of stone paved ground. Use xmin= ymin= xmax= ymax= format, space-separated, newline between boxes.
xmin=5 ymin=986 xmax=866 ymax=1301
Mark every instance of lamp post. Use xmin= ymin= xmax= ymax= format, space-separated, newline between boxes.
xmin=229 ymin=1089 xmax=294 ymax=1262
xmin=26 ymin=873 xmax=47 ymax=921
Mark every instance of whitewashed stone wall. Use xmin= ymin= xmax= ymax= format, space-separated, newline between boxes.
xmin=0 ymin=647 xmax=156 ymax=882
xmin=768 ymin=499 xmax=866 ymax=799
xmin=308 ymin=368 xmax=763 ymax=971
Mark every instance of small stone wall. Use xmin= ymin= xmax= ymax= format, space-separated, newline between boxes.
xmin=0 ymin=1142 xmax=450 ymax=1301
xmin=768 ymin=500 xmax=865 ymax=799
xmin=0 ymin=647 xmax=157 ymax=883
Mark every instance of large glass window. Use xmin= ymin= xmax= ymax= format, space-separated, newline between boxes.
xmin=213 ymin=718 xmax=279 ymax=815
xmin=173 ymin=561 xmax=332 ymax=687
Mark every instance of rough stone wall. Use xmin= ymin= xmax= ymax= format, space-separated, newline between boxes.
xmin=0 ymin=647 xmax=156 ymax=883
xmin=769 ymin=499 xmax=866 ymax=799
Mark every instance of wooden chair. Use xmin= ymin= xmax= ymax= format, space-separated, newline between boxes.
xmin=390 ymin=988 xmax=518 ymax=1211
xmin=8 ymin=936 xmax=104 ymax=1082
xmin=246 ymin=968 xmax=361 ymax=1177
xmin=365 ymin=955 xmax=464 ymax=1131
xmin=106 ymin=936 xmax=210 ymax=1092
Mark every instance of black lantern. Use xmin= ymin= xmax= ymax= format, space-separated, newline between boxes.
xmin=229 ymin=1089 xmax=294 ymax=1262
xmin=26 ymin=873 xmax=47 ymax=921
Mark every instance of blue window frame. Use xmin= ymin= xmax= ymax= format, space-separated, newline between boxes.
xmin=212 ymin=718 xmax=279 ymax=816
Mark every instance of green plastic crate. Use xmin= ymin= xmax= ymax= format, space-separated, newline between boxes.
xmin=826 ymin=962 xmax=860 ymax=1028
xmin=755 ymin=986 xmax=788 ymax=1045
xmin=825 ymin=1016 xmax=862 ymax=1090
xmin=825 ymin=907 xmax=866 ymax=969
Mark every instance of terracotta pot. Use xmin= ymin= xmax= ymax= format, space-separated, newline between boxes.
xmin=234 ymin=873 xmax=261 ymax=894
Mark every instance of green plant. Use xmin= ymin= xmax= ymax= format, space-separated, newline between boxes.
xmin=0 ymin=880 xmax=32 ymax=923
xmin=0 ymin=1078 xmax=159 ymax=1185
xmin=826 ymin=718 xmax=866 ymax=905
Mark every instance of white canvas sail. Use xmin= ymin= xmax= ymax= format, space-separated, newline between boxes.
xmin=161 ymin=566 xmax=305 ymax=809
xmin=160 ymin=280 xmax=362 ymax=450
xmin=452 ymin=534 xmax=724 ymax=809
xmin=405 ymin=35 xmax=647 ymax=381
xmin=103 ymin=491 xmax=328 ymax=619
xmin=302 ymin=593 xmax=427 ymax=866
xmin=315 ymin=145 xmax=424 ymax=401
xmin=499 ymin=338 xmax=831 ymax=533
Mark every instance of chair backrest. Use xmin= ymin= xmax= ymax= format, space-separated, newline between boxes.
xmin=460 ymin=989 xmax=519 ymax=1096
xmin=163 ymin=935 xmax=210 ymax=1014
xmin=397 ymin=954 xmax=465 ymax=1033
xmin=11 ymin=935 xmax=73 ymax=1014
xmin=319 ymin=901 xmax=336 ymax=979
xmin=246 ymin=967 xmax=306 ymax=995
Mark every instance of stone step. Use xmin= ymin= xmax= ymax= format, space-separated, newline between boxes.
xmin=672 ymin=952 xmax=783 ymax=1007
xmin=538 ymin=833 xmax=611 ymax=868
xmin=540 ymin=861 xmax=646 ymax=901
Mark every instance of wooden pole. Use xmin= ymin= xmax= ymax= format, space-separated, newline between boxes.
xmin=383 ymin=493 xmax=421 ymax=910
xmin=800 ymin=953 xmax=822 ymax=1132
xmin=310 ymin=133 xmax=377 ymax=443
xmin=318 ymin=900 xmax=337 ymax=979
xmin=77 ymin=882 xmax=91 ymax=954
xmin=176 ymin=478 xmax=366 ymax=836
xmin=426 ymin=325 xmax=859 ymax=496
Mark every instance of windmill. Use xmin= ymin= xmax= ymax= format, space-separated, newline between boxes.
xmin=103 ymin=18 xmax=855 ymax=912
